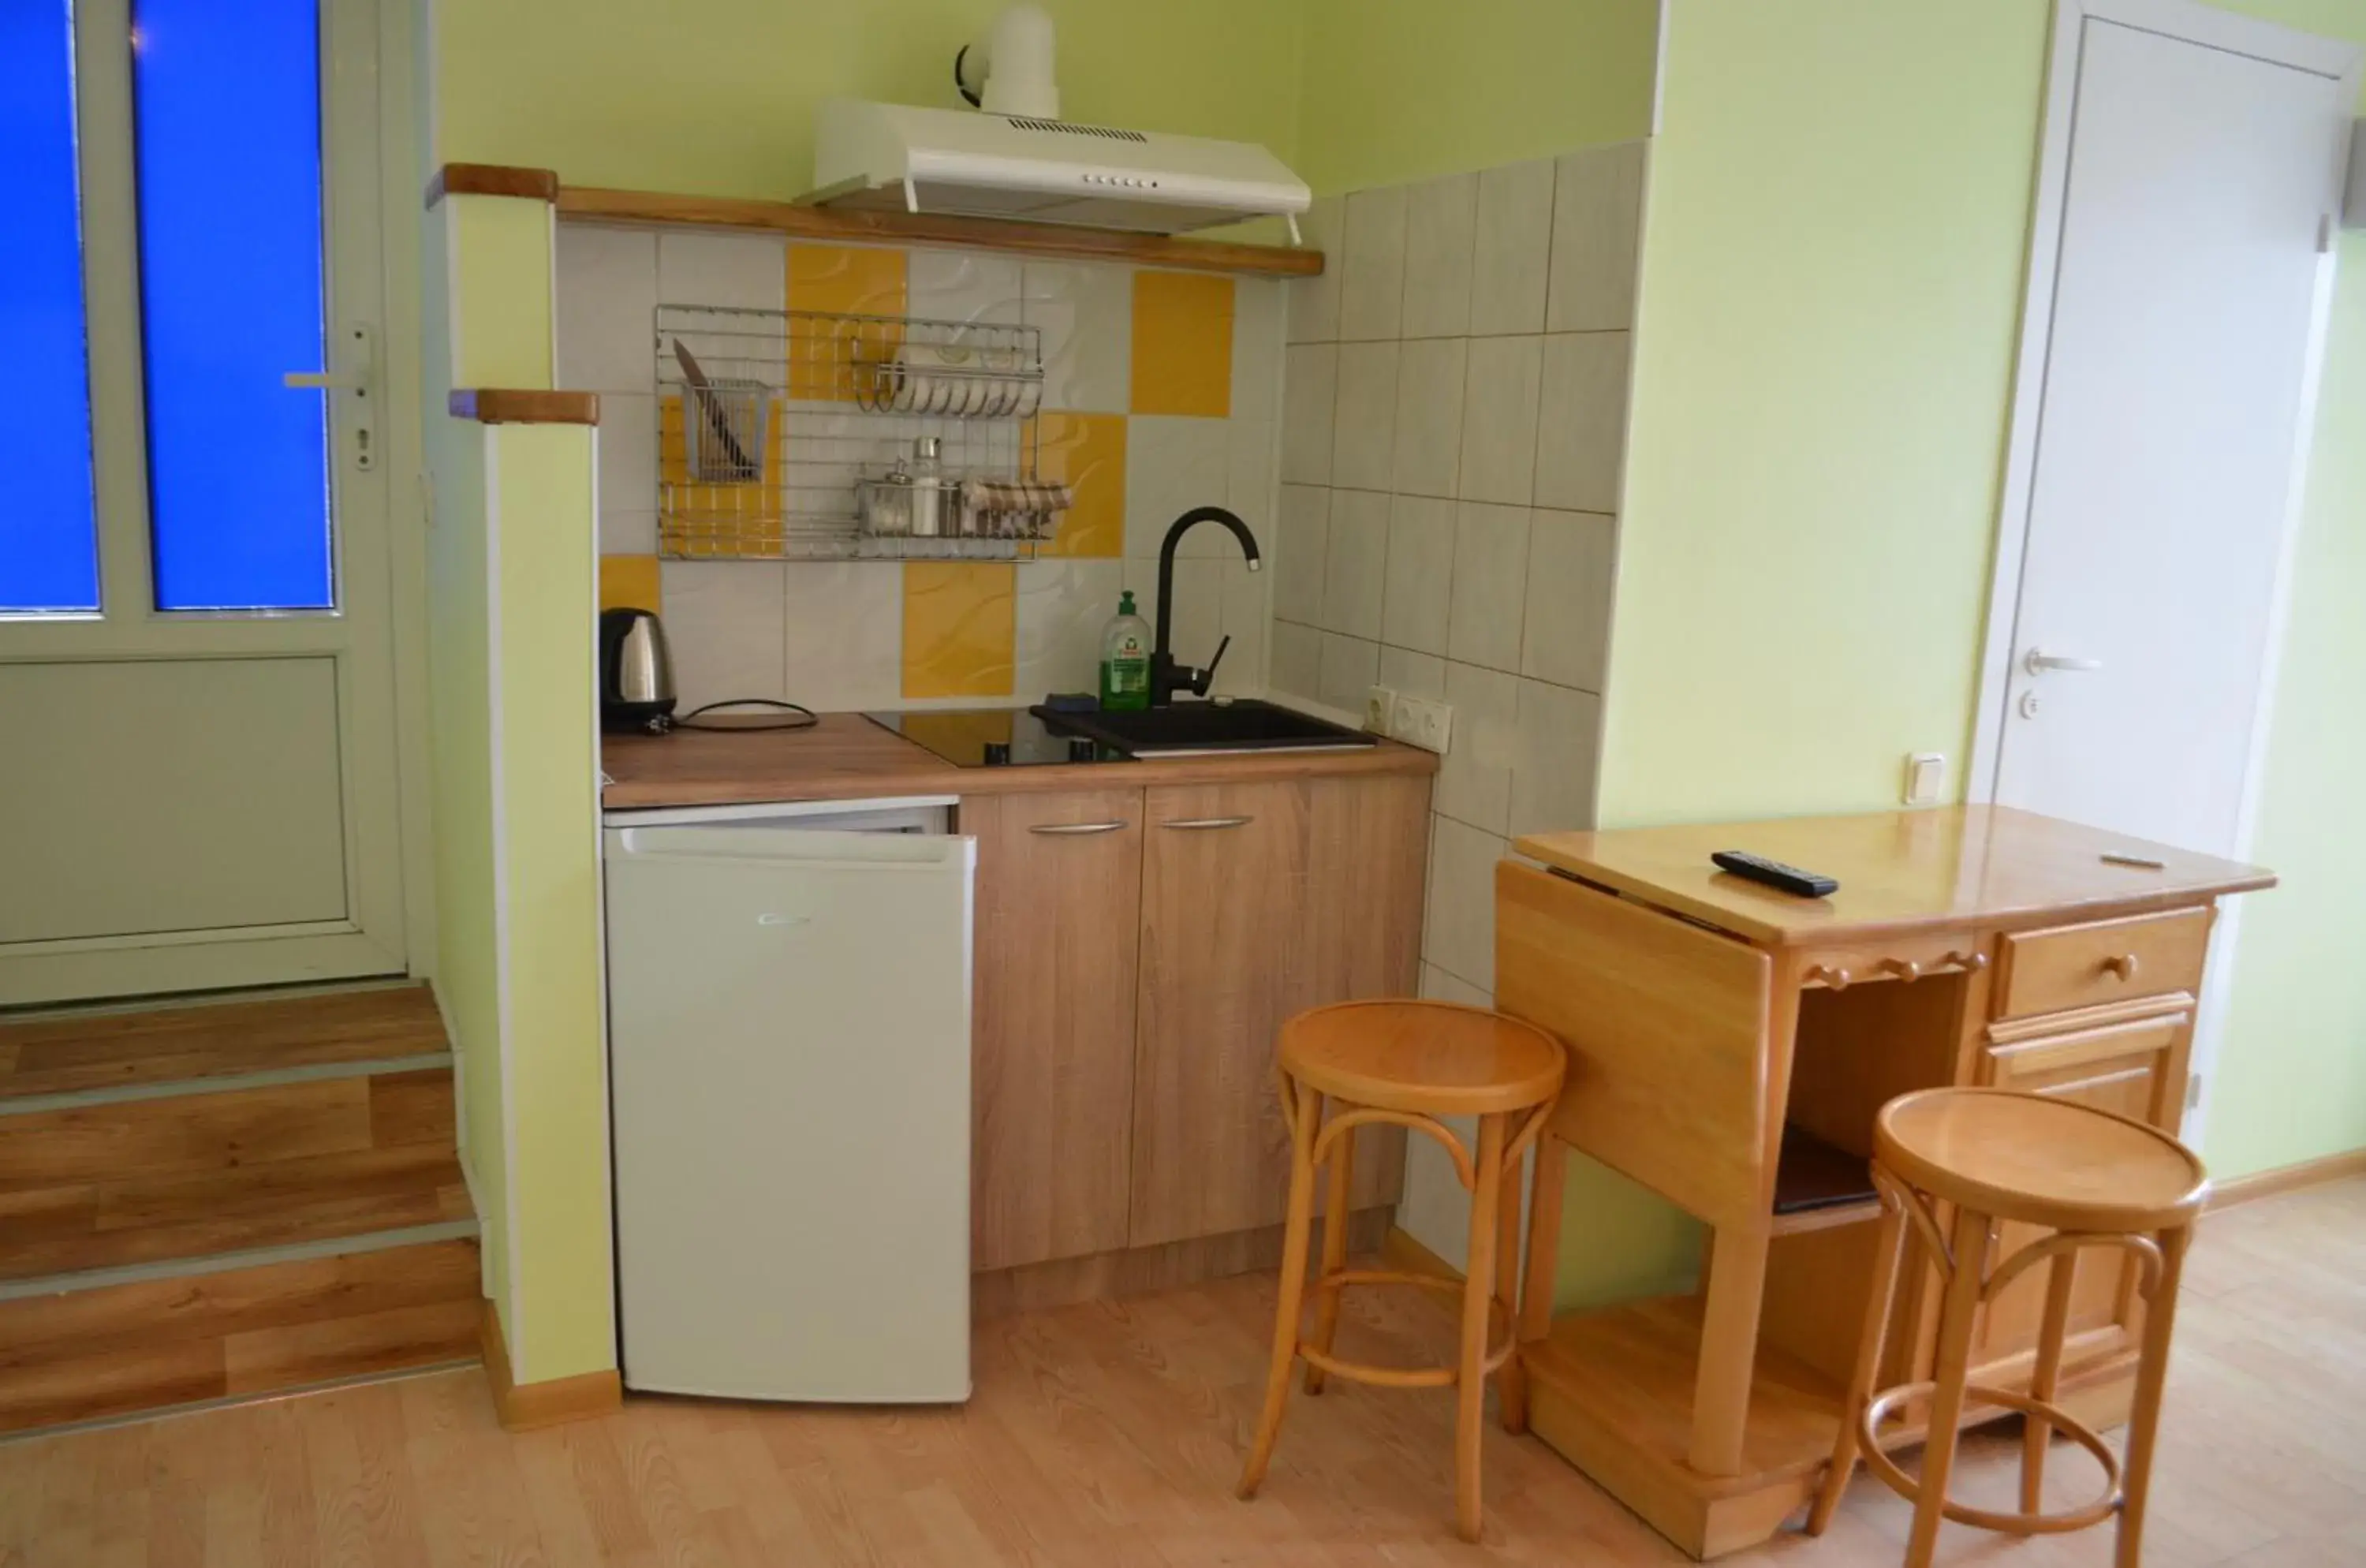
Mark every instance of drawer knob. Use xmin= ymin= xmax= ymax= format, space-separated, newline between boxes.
xmin=1940 ymin=950 xmax=1989 ymax=974
xmin=1881 ymin=958 xmax=1923 ymax=984
xmin=2103 ymin=953 xmax=2142 ymax=982
xmin=1806 ymin=965 xmax=1853 ymax=992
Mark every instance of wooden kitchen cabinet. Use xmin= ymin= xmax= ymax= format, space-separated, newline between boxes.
xmin=964 ymin=789 xmax=1146 ymax=1272
xmin=1128 ymin=777 xmax=1427 ymax=1249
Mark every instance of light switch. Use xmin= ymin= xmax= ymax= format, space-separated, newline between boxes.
xmin=1903 ymin=752 xmax=1946 ymax=807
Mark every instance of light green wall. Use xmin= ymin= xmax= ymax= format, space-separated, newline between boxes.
xmin=1293 ymin=0 xmax=1659 ymax=195
xmin=1605 ymin=0 xmax=2366 ymax=1191
xmin=446 ymin=196 xmax=554 ymax=389
xmin=431 ymin=0 xmax=1305 ymax=201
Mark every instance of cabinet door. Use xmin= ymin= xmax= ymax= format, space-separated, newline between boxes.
xmin=965 ymin=790 xmax=1145 ymax=1272
xmin=1129 ymin=775 xmax=1431 ymax=1249
xmin=1131 ymin=781 xmax=1309 ymax=1248
xmin=1969 ymin=1005 xmax=2191 ymax=1368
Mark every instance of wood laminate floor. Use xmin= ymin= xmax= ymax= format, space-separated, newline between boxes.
xmin=2 ymin=1179 xmax=2358 ymax=1566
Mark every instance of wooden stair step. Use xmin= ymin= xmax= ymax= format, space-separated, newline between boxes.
xmin=0 ymin=1067 xmax=453 ymax=1193
xmin=0 ymin=984 xmax=447 ymax=1102
xmin=0 ymin=1238 xmax=481 ymax=1435
xmin=0 ymin=1144 xmax=472 ymax=1282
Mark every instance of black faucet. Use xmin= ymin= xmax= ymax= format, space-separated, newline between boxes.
xmin=1151 ymin=506 xmax=1262 ymax=707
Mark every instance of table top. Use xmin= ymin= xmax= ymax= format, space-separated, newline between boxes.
xmin=1513 ymin=805 xmax=2274 ymax=948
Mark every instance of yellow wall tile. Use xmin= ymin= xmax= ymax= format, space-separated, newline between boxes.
xmin=901 ymin=562 xmax=1016 ymax=698
xmin=598 ymin=553 xmax=661 ymax=612
xmin=1031 ymin=411 xmax=1126 ymax=558
xmin=1130 ymin=270 xmax=1234 ymax=417
xmin=788 ymin=245 xmax=909 ymax=401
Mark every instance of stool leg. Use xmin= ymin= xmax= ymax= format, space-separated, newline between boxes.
xmin=1905 ymin=1203 xmax=1993 ymax=1568
xmin=1492 ymin=1148 xmax=1527 ymax=1433
xmin=2021 ymin=1246 xmax=2079 ymax=1515
xmin=1454 ymin=1113 xmax=1508 ymax=1543
xmin=1237 ymin=1074 xmax=1323 ymax=1501
xmin=1303 ymin=1103 xmax=1356 ymax=1395
xmin=1806 ymin=1189 xmax=1909 ymax=1536
xmin=2116 ymin=1223 xmax=2191 ymax=1568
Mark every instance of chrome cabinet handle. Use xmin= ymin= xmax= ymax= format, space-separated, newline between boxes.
xmin=1160 ymin=815 xmax=1253 ymax=831
xmin=1029 ymin=820 xmax=1130 ymax=835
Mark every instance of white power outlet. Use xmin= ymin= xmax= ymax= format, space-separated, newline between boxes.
xmin=1364 ymin=685 xmax=1397 ymax=734
xmin=1391 ymin=695 xmax=1454 ymax=754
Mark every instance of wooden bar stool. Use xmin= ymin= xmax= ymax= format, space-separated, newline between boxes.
xmin=1808 ymin=1088 xmax=2208 ymax=1568
xmin=1236 ymin=999 xmax=1565 ymax=1541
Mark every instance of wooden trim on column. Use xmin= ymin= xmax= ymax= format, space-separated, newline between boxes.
xmin=427 ymin=163 xmax=562 ymax=207
xmin=450 ymin=389 xmax=600 ymax=425
xmin=479 ymin=1301 xmax=622 ymax=1431
xmin=2207 ymin=1146 xmax=2366 ymax=1211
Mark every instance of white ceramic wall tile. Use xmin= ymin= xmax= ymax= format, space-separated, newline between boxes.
xmin=1328 ymin=341 xmax=1401 ymax=493
xmin=1216 ymin=559 xmax=1270 ymax=696
xmin=1128 ymin=555 xmax=1223 ymax=674
xmin=1401 ymin=174 xmax=1478 ymax=340
xmin=1381 ymin=494 xmax=1455 ymax=655
xmin=595 ymin=394 xmax=658 ymax=551
xmin=1391 ymin=337 xmax=1466 ymax=498
xmin=1225 ymin=418 xmax=1278 ymax=542
xmin=556 ymin=226 xmax=657 ymax=394
xmin=1231 ymin=277 xmax=1285 ymax=426
xmin=1547 ymin=141 xmax=1646 ymax=334
xmin=1435 ymin=660 xmax=1518 ymax=834
xmin=657 ymin=231 xmax=786 ymax=312
xmin=1379 ymin=644 xmax=1446 ymax=700
xmin=1521 ymin=509 xmax=1617 ymax=693
xmin=1447 ymin=502 xmax=1532 ymax=672
xmin=1509 ymin=678 xmax=1603 ymax=838
xmin=1534 ymin=332 xmax=1631 ymax=515
xmin=1286 ymin=196 xmax=1344 ymax=345
xmin=1320 ymin=488 xmax=1389 ymax=641
xmin=1424 ymin=816 xmax=1506 ymax=992
xmin=1469 ymin=159 xmax=1554 ymax=337
xmin=662 ymin=560 xmax=786 ymax=708
xmin=908 ymin=249 xmax=1024 ymax=326
xmin=1317 ymin=631 xmax=1380 ymax=714
xmin=601 ymin=510 xmax=658 ymax=558
xmin=1270 ymin=618 xmax=1321 ymax=700
xmin=1338 ymin=185 xmax=1408 ymax=342
xmin=1023 ymin=259 xmax=1132 ymax=414
xmin=1457 ymin=335 xmax=1543 ymax=505
xmin=781 ymin=562 xmax=901 ymax=711
xmin=1280 ymin=344 xmax=1337 ymax=485
xmin=1125 ymin=416 xmax=1233 ymax=558
xmin=1015 ymin=558 xmax=1125 ymax=700
xmin=1274 ymin=484 xmax=1331 ymax=625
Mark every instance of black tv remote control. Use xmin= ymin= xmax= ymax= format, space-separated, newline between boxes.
xmin=1711 ymin=850 xmax=1838 ymax=898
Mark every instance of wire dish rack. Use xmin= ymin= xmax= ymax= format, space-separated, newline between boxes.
xmin=655 ymin=304 xmax=1053 ymax=561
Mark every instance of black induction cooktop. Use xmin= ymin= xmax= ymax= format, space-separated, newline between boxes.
xmin=862 ymin=708 xmax=1130 ymax=768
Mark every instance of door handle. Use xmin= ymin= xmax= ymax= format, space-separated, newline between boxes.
xmin=1159 ymin=816 xmax=1253 ymax=831
xmin=2023 ymin=648 xmax=2103 ymax=675
xmin=1028 ymin=819 xmax=1130 ymax=835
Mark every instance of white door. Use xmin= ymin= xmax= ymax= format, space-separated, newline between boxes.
xmin=1981 ymin=1 xmax=2357 ymax=855
xmin=0 ymin=0 xmax=405 ymax=1005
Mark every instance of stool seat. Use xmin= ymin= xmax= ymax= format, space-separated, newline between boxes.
xmin=1280 ymin=1000 xmax=1565 ymax=1118
xmin=1878 ymin=1088 xmax=2208 ymax=1233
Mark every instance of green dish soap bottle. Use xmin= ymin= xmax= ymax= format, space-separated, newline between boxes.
xmin=1099 ymin=591 xmax=1152 ymax=711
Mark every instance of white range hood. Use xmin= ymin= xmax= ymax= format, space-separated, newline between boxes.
xmin=809 ymin=99 xmax=1311 ymax=237
xmin=804 ymin=7 xmax=1309 ymax=239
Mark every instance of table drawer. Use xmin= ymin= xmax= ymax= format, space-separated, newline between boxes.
xmin=1997 ymin=907 xmax=2212 ymax=1019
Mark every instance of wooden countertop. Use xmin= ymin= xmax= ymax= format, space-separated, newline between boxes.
xmin=601 ymin=711 xmax=1436 ymax=810
xmin=1514 ymin=805 xmax=2274 ymax=947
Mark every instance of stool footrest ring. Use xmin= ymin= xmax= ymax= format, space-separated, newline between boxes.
xmin=1858 ymin=1381 xmax=2122 ymax=1536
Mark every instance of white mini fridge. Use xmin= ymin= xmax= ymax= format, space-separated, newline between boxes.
xmin=603 ymin=797 xmax=974 ymax=1402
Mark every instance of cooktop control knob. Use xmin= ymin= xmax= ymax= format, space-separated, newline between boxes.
xmin=982 ymin=741 xmax=1012 ymax=767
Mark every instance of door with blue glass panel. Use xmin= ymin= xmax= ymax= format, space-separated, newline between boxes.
xmin=0 ymin=0 xmax=407 ymax=1004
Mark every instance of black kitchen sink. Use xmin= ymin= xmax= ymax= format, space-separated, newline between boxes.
xmin=1032 ymin=699 xmax=1376 ymax=756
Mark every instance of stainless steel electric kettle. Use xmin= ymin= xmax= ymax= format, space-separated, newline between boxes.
xmin=599 ymin=607 xmax=677 ymax=733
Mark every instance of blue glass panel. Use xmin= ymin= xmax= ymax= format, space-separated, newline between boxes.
xmin=136 ymin=0 xmax=331 ymax=610
xmin=1 ymin=0 xmax=101 ymax=613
